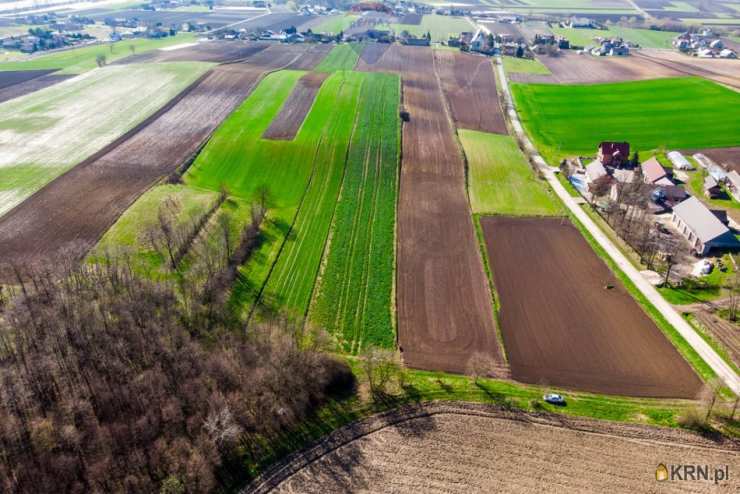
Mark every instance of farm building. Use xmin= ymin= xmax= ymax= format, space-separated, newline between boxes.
xmin=671 ymin=196 xmax=737 ymax=256
xmin=704 ymin=175 xmax=722 ymax=198
xmin=597 ymin=141 xmax=629 ymax=167
xmin=667 ymin=151 xmax=693 ymax=170
xmin=641 ymin=157 xmax=669 ymax=184
xmin=726 ymin=170 xmax=740 ymax=201
xmin=585 ymin=159 xmax=608 ymax=184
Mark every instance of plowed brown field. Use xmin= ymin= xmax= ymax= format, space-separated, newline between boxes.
xmin=263 ymin=72 xmax=328 ymax=140
xmin=509 ymin=51 xmax=681 ymax=84
xmin=481 ymin=216 xmax=702 ymax=398
xmin=255 ymin=403 xmax=738 ymax=494
xmin=699 ymin=147 xmax=740 ymax=172
xmin=635 ymin=49 xmax=740 ymax=91
xmin=0 ymin=45 xmax=316 ymax=278
xmin=434 ymin=50 xmax=506 ymax=134
xmin=357 ymin=44 xmax=505 ymax=375
xmin=0 ymin=72 xmax=72 ymax=103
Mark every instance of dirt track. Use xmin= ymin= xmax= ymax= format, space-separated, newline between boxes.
xmin=481 ymin=216 xmax=702 ymax=398
xmin=434 ymin=50 xmax=506 ymax=134
xmin=357 ymin=44 xmax=505 ymax=375
xmin=0 ymin=45 xmax=320 ymax=278
xmin=252 ymin=402 xmax=739 ymax=494
xmin=263 ymin=72 xmax=328 ymax=140
xmin=510 ymin=51 xmax=682 ymax=84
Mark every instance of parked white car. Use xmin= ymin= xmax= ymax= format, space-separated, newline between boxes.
xmin=543 ymin=393 xmax=566 ymax=405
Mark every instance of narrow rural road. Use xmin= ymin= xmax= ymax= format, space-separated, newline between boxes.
xmin=493 ymin=57 xmax=740 ymax=396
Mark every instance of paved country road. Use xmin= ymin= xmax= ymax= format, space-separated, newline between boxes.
xmin=493 ymin=56 xmax=740 ymax=396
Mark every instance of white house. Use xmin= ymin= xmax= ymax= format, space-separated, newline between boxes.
xmin=671 ymin=196 xmax=737 ymax=255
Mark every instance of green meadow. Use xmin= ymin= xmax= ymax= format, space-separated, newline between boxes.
xmin=313 ymin=14 xmax=359 ymax=34
xmin=315 ymin=43 xmax=362 ymax=72
xmin=502 ymin=55 xmax=551 ymax=75
xmin=461 ymin=130 xmax=561 ymax=216
xmin=0 ymin=33 xmax=197 ymax=74
xmin=378 ymin=14 xmax=472 ymax=42
xmin=551 ymin=26 xmax=675 ymax=48
xmin=512 ymin=77 xmax=740 ymax=163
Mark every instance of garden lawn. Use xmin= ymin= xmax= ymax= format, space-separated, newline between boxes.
xmin=0 ymin=61 xmax=211 ymax=218
xmin=502 ymin=55 xmax=550 ymax=75
xmin=0 ymin=33 xmax=197 ymax=74
xmin=313 ymin=14 xmax=359 ymax=34
xmin=379 ymin=14 xmax=472 ymax=43
xmin=512 ymin=77 xmax=740 ymax=164
xmin=91 ymin=184 xmax=218 ymax=273
xmin=187 ymin=70 xmax=367 ymax=318
xmin=310 ymin=72 xmax=400 ymax=353
xmin=461 ymin=130 xmax=561 ymax=216
xmin=315 ymin=43 xmax=361 ymax=72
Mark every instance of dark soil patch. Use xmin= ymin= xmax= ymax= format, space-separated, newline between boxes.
xmin=480 ymin=216 xmax=702 ymax=398
xmin=0 ymin=69 xmax=57 ymax=90
xmin=263 ymin=72 xmax=328 ymax=140
xmin=434 ymin=50 xmax=507 ymax=134
xmin=0 ymin=73 xmax=72 ymax=103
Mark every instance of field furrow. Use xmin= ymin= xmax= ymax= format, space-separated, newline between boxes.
xmin=309 ymin=72 xmax=400 ymax=352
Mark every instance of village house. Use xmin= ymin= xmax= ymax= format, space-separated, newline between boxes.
xmin=597 ymin=141 xmax=629 ymax=167
xmin=671 ymin=196 xmax=737 ymax=256
xmin=704 ymin=175 xmax=722 ymax=199
xmin=641 ymin=157 xmax=672 ymax=185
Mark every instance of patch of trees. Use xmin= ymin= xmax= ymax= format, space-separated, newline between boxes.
xmin=595 ymin=171 xmax=685 ymax=278
xmin=0 ymin=245 xmax=352 ymax=492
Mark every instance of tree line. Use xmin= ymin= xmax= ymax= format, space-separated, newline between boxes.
xmin=0 ymin=192 xmax=352 ymax=493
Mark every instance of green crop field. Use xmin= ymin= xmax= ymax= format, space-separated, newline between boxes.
xmin=309 ymin=72 xmax=400 ymax=353
xmin=379 ymin=14 xmax=472 ymax=42
xmin=502 ymin=55 xmax=551 ymax=75
xmin=551 ymin=26 xmax=675 ymax=48
xmin=461 ymin=130 xmax=561 ymax=216
xmin=315 ymin=43 xmax=361 ymax=72
xmin=0 ymin=61 xmax=211 ymax=218
xmin=187 ymin=70 xmax=367 ymax=318
xmin=512 ymin=77 xmax=740 ymax=164
xmin=313 ymin=14 xmax=359 ymax=34
xmin=260 ymin=72 xmax=364 ymax=316
xmin=0 ymin=33 xmax=197 ymax=74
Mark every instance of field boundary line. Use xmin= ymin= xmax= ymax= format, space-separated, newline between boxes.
xmin=494 ymin=55 xmax=740 ymax=396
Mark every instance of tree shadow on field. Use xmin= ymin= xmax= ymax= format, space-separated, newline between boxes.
xmin=475 ymin=381 xmax=515 ymax=411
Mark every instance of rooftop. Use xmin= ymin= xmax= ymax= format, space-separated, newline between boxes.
xmin=673 ymin=196 xmax=730 ymax=244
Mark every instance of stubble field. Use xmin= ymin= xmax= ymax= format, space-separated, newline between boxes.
xmin=0 ymin=61 xmax=211 ymax=218
xmin=260 ymin=405 xmax=738 ymax=494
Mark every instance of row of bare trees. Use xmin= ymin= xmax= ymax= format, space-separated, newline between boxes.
xmin=592 ymin=172 xmax=685 ymax=281
xmin=0 ymin=187 xmax=352 ymax=492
